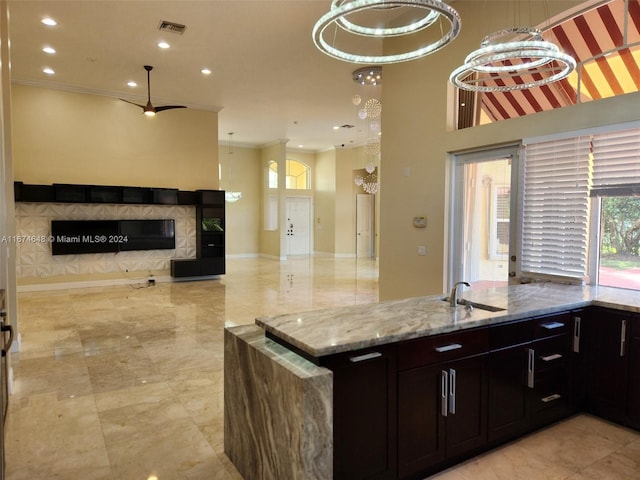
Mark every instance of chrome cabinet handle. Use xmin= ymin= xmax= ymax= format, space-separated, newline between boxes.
xmin=541 ymin=321 xmax=565 ymax=330
xmin=435 ymin=343 xmax=462 ymax=353
xmin=541 ymin=393 xmax=562 ymax=403
xmin=573 ymin=316 xmax=581 ymax=353
xmin=1 ymin=324 xmax=13 ymax=357
xmin=348 ymin=352 xmax=382 ymax=363
xmin=448 ymin=368 xmax=456 ymax=415
xmin=441 ymin=370 xmax=449 ymax=417
xmin=527 ymin=348 xmax=535 ymax=388
xmin=620 ymin=320 xmax=627 ymax=357
xmin=541 ymin=353 xmax=563 ymax=362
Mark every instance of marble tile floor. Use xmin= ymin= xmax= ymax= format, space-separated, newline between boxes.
xmin=5 ymin=256 xmax=640 ymax=479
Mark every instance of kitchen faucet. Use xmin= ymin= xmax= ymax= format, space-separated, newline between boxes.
xmin=449 ymin=281 xmax=470 ymax=307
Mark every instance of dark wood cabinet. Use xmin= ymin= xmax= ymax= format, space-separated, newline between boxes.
xmin=397 ymin=328 xmax=488 ymax=479
xmin=487 ymin=311 xmax=573 ymax=444
xmin=321 ymin=345 xmax=397 ymax=480
xmin=585 ymin=307 xmax=631 ymax=424
xmin=627 ymin=318 xmax=640 ymax=427
xmin=322 ymin=306 xmax=638 ymax=480
xmin=172 ymin=190 xmax=226 ymax=278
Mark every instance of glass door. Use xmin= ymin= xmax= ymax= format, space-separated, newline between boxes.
xmin=449 ymin=146 xmax=519 ymax=292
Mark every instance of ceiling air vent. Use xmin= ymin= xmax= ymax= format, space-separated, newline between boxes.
xmin=158 ymin=20 xmax=186 ymax=34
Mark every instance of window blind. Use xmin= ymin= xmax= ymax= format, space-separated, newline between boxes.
xmin=522 ymin=137 xmax=592 ymax=279
xmin=590 ymin=128 xmax=640 ymax=195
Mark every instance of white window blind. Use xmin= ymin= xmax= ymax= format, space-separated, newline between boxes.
xmin=591 ymin=128 xmax=640 ymax=195
xmin=522 ymin=137 xmax=592 ymax=279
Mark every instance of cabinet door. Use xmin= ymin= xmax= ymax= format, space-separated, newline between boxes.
xmin=444 ymin=354 xmax=488 ymax=460
xmin=488 ymin=345 xmax=529 ymax=444
xmin=397 ymin=364 xmax=447 ymax=479
xmin=586 ymin=309 xmax=630 ymax=424
xmin=398 ymin=355 xmax=488 ymax=479
xmin=627 ymin=318 xmax=640 ymax=427
xmin=324 ymin=345 xmax=397 ymax=480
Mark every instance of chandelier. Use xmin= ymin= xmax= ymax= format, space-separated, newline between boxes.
xmin=312 ymin=0 xmax=461 ymax=64
xmin=352 ymin=66 xmax=381 ymax=194
xmin=223 ymin=132 xmax=243 ymax=203
xmin=450 ymin=27 xmax=576 ymax=92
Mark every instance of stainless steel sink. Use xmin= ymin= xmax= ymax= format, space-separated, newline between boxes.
xmin=442 ymin=298 xmax=506 ymax=312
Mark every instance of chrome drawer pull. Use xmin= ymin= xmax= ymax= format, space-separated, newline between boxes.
xmin=441 ymin=370 xmax=449 ymax=417
xmin=435 ymin=343 xmax=462 ymax=353
xmin=573 ymin=316 xmax=581 ymax=353
xmin=620 ymin=320 xmax=627 ymax=357
xmin=541 ymin=322 xmax=565 ymax=330
xmin=541 ymin=353 xmax=563 ymax=362
xmin=448 ymin=368 xmax=456 ymax=415
xmin=527 ymin=348 xmax=535 ymax=388
xmin=541 ymin=393 xmax=562 ymax=403
xmin=349 ymin=352 xmax=382 ymax=363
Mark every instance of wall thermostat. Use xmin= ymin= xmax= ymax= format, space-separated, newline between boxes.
xmin=413 ymin=216 xmax=427 ymax=228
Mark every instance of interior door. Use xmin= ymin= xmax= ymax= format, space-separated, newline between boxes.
xmin=356 ymin=194 xmax=375 ymax=258
xmin=285 ymin=197 xmax=312 ymax=255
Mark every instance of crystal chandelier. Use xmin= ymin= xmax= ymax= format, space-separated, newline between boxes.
xmin=223 ymin=132 xmax=243 ymax=203
xmin=312 ymin=0 xmax=461 ymax=64
xmin=450 ymin=27 xmax=576 ymax=92
xmin=352 ymin=66 xmax=381 ymax=194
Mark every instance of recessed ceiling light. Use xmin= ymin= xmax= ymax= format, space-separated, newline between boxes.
xmin=298 ymin=144 xmax=304 ymax=148
xmin=157 ymin=41 xmax=170 ymax=49
xmin=201 ymin=68 xmax=212 ymax=75
xmin=41 ymin=18 xmax=57 ymax=26
xmin=127 ymin=81 xmax=137 ymax=87
xmin=332 ymin=125 xmax=340 ymax=130
xmin=43 ymin=67 xmax=55 ymax=75
xmin=42 ymin=46 xmax=56 ymax=54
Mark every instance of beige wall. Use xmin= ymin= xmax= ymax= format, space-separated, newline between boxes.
xmin=259 ymin=142 xmax=286 ymax=259
xmin=12 ymin=84 xmax=218 ymax=190
xmin=219 ymin=144 xmax=261 ymax=256
xmin=379 ymin=0 xmax=640 ymax=300
xmin=314 ymin=149 xmax=336 ymax=254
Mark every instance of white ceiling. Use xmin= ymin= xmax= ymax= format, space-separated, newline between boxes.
xmin=7 ymin=0 xmax=376 ymax=152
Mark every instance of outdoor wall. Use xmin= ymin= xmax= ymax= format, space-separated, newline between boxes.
xmin=379 ymin=0 xmax=640 ymax=300
xmin=12 ymin=84 xmax=218 ymax=190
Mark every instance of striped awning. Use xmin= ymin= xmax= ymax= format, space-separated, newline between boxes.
xmin=478 ymin=0 xmax=640 ymax=123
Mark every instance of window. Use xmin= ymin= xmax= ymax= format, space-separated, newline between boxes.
xmin=521 ymin=137 xmax=592 ymax=281
xmin=268 ymin=159 xmax=310 ymax=190
xmin=521 ymin=125 xmax=640 ymax=290
xmin=268 ymin=161 xmax=278 ymax=189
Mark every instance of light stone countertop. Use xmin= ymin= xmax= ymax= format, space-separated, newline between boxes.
xmin=256 ymin=283 xmax=640 ymax=358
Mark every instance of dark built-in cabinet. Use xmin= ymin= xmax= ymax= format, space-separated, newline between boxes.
xmin=585 ymin=307 xmax=639 ymax=428
xmin=320 ymin=345 xmax=397 ymax=480
xmin=397 ymin=328 xmax=488 ymax=479
xmin=488 ymin=311 xmax=574 ymax=445
xmin=321 ymin=306 xmax=639 ymax=480
xmin=171 ymin=190 xmax=225 ymax=278
xmin=15 ymin=182 xmax=226 ymax=278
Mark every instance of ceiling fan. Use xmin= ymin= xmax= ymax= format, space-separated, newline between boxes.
xmin=121 ymin=65 xmax=186 ymax=116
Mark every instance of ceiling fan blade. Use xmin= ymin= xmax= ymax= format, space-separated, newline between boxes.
xmin=120 ymin=98 xmax=145 ymax=110
xmin=154 ymin=105 xmax=187 ymax=112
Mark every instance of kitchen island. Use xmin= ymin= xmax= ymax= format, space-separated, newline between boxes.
xmin=224 ymin=283 xmax=640 ymax=480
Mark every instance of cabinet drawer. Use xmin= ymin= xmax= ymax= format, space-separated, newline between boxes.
xmin=490 ymin=319 xmax=534 ymax=350
xmin=398 ymin=327 xmax=489 ymax=371
xmin=534 ymin=312 xmax=571 ymax=339
xmin=532 ymin=334 xmax=570 ymax=373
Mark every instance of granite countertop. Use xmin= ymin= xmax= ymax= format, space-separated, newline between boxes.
xmin=255 ymin=283 xmax=640 ymax=358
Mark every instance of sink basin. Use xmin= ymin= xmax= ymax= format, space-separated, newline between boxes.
xmin=441 ymin=298 xmax=506 ymax=312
